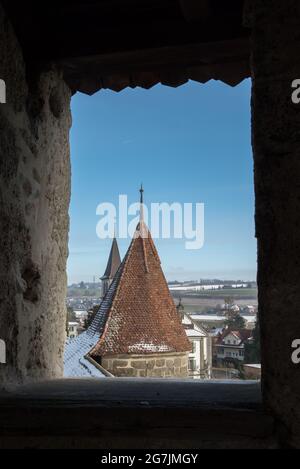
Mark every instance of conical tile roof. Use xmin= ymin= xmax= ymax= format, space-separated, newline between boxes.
xmin=90 ymin=221 xmax=191 ymax=356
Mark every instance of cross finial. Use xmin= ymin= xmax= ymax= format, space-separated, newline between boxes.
xmin=140 ymin=183 xmax=144 ymax=204
xmin=139 ymin=184 xmax=145 ymax=224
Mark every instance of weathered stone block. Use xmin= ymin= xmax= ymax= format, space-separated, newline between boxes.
xmin=131 ymin=360 xmax=147 ymax=369
xmin=155 ymin=359 xmax=165 ymax=367
xmin=101 ymin=353 xmax=188 ymax=378
xmin=150 ymin=368 xmax=165 ymax=378
xmin=166 ymin=359 xmax=174 ymax=368
xmin=174 ymin=358 xmax=181 ymax=367
xmin=146 ymin=360 xmax=155 ymax=370
xmin=115 ymin=367 xmax=137 ymax=377
xmin=101 ymin=359 xmax=112 ymax=371
xmin=112 ymin=360 xmax=128 ymax=368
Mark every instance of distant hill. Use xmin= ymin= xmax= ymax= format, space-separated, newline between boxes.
xmin=67 ymin=282 xmax=101 ymax=298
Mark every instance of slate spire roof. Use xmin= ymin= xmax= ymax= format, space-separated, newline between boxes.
xmin=101 ymin=235 xmax=121 ymax=280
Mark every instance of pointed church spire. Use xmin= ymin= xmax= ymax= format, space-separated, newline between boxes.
xmin=101 ymin=234 xmax=121 ymax=298
xmin=176 ymin=298 xmax=185 ymax=321
xmin=102 ymin=236 xmax=121 ymax=280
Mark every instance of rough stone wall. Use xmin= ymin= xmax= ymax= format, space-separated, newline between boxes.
xmin=0 ymin=4 xmax=71 ymax=386
xmin=245 ymin=0 xmax=300 ymax=448
xmin=101 ymin=352 xmax=189 ymax=378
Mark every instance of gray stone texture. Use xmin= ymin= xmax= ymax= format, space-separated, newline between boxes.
xmin=0 ymin=4 xmax=71 ymax=386
xmin=1 ymin=0 xmax=300 ymax=448
xmin=102 ymin=353 xmax=189 ymax=378
xmin=245 ymin=0 xmax=300 ymax=448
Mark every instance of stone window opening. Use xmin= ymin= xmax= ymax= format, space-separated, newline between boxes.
xmin=1 ymin=0 xmax=300 ymax=449
xmin=0 ymin=1 xmax=253 ymax=387
xmin=66 ymin=76 xmax=253 ymax=380
xmin=1 ymin=71 xmax=264 ymax=446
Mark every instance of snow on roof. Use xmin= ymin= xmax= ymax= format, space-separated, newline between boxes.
xmin=240 ymin=315 xmax=256 ymax=322
xmin=185 ymin=328 xmax=206 ymax=338
xmin=182 ymin=315 xmax=193 ymax=325
xmin=64 ymin=332 xmax=106 ymax=378
xmin=221 ymin=304 xmax=240 ymax=311
xmin=218 ymin=329 xmax=253 ymax=344
xmin=190 ymin=314 xmax=225 ymax=321
xmin=210 ymin=327 xmax=224 ymax=336
xmin=128 ymin=342 xmax=172 ymax=353
xmin=191 ymin=314 xmax=256 ymax=324
xmin=64 ymin=267 xmax=122 ymax=378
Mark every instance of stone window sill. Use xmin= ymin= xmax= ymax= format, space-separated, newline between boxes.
xmin=0 ymin=378 xmax=276 ymax=449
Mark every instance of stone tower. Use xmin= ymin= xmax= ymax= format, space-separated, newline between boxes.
xmin=65 ymin=187 xmax=191 ymax=378
xmin=176 ymin=298 xmax=185 ymax=321
xmin=89 ymin=186 xmax=191 ymax=377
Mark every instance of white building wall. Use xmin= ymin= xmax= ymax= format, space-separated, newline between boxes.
xmin=217 ymin=346 xmax=244 ymax=361
xmin=182 ymin=312 xmax=212 ymax=379
xmin=68 ymin=322 xmax=79 ymax=339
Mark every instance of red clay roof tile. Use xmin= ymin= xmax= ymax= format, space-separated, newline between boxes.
xmin=90 ymin=222 xmax=191 ymax=356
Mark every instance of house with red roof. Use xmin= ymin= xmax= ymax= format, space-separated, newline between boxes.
xmin=215 ymin=329 xmax=253 ymax=364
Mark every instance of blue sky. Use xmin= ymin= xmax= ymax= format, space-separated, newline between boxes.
xmin=68 ymin=78 xmax=256 ymax=284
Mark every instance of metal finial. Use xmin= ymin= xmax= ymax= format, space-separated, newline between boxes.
xmin=140 ymin=183 xmax=144 ymax=204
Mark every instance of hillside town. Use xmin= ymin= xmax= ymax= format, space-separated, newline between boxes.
xmin=65 ymin=189 xmax=260 ymax=380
